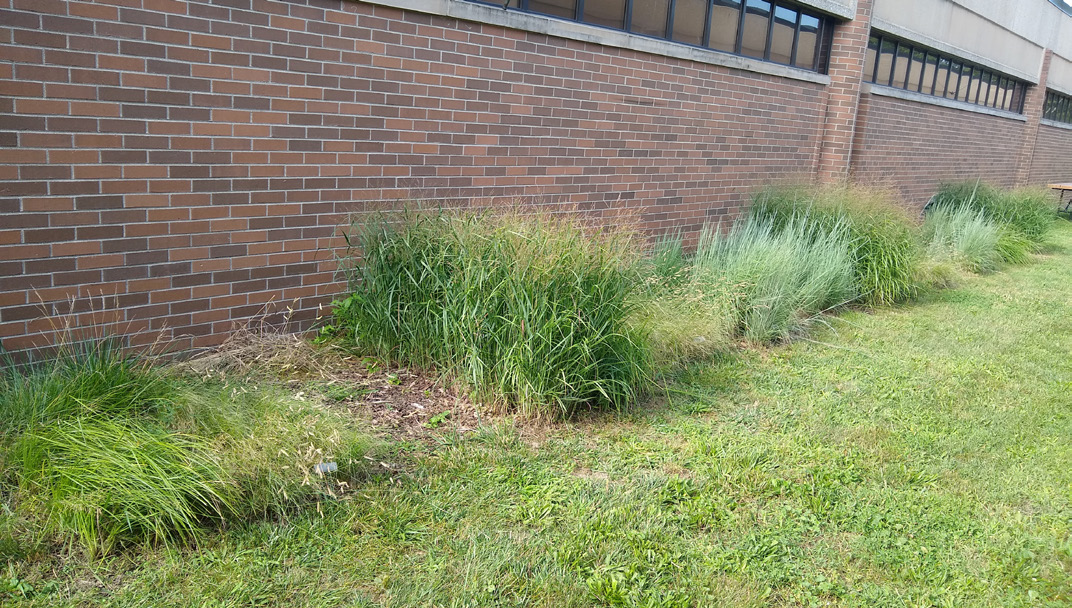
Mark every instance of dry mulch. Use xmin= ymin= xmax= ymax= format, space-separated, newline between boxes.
xmin=310 ymin=359 xmax=484 ymax=442
xmin=179 ymin=327 xmax=485 ymax=442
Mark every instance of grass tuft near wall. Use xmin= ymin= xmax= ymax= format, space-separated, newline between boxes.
xmin=330 ymin=210 xmax=653 ymax=420
xmin=931 ymin=181 xmax=1056 ymax=243
xmin=750 ymin=185 xmax=923 ymax=306
xmin=0 ymin=337 xmax=373 ymax=558
xmin=691 ymin=217 xmax=856 ymax=343
xmin=921 ymin=206 xmax=1004 ymax=273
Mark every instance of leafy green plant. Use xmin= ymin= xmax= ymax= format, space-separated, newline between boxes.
xmin=331 ymin=209 xmax=652 ymax=419
xmin=751 ymin=185 xmax=922 ymax=305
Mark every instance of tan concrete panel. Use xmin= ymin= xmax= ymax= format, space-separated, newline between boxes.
xmin=874 ymin=0 xmax=1045 ymax=81
xmin=1047 ymin=53 xmax=1072 ymax=95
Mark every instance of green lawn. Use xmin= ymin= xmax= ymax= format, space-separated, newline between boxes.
xmin=9 ymin=222 xmax=1072 ymax=607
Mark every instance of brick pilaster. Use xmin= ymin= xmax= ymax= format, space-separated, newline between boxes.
xmin=1016 ymin=49 xmax=1053 ymax=186
xmin=817 ymin=0 xmax=874 ymax=182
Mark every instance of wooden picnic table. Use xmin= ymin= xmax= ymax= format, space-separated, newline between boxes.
xmin=1047 ymin=182 xmax=1072 ymax=213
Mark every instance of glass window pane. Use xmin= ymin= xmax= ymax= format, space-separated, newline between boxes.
xmin=920 ymin=53 xmax=938 ymax=95
xmin=708 ymin=0 xmax=742 ymax=53
xmin=967 ymin=67 xmax=982 ymax=103
xmin=529 ymin=0 xmax=575 ymax=19
xmin=986 ymin=75 xmax=999 ymax=107
xmin=671 ymin=0 xmax=708 ymax=46
xmin=935 ymin=57 xmax=950 ymax=97
xmin=906 ymin=48 xmax=926 ymax=91
xmin=794 ymin=13 xmax=819 ymax=69
xmin=630 ymin=0 xmax=670 ymax=38
xmin=769 ymin=5 xmax=797 ymax=65
xmin=877 ymin=38 xmax=896 ymax=86
xmin=741 ymin=0 xmax=771 ymax=59
xmin=891 ymin=44 xmax=911 ymax=88
xmin=583 ymin=0 xmax=626 ymax=29
xmin=864 ymin=36 xmax=879 ymax=82
xmin=956 ymin=65 xmax=972 ymax=101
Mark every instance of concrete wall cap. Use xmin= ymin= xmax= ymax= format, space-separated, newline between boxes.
xmin=360 ymin=0 xmax=833 ymax=86
xmin=865 ymin=82 xmax=1029 ymax=121
xmin=1041 ymin=117 xmax=1072 ymax=131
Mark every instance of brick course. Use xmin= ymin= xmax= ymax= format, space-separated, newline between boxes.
xmin=1029 ymin=123 xmax=1072 ymax=186
xmin=1 ymin=0 xmax=828 ymax=351
xmin=850 ymin=92 xmax=1025 ymax=207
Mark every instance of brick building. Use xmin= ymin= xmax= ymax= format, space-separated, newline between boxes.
xmin=2 ymin=0 xmax=1071 ymax=351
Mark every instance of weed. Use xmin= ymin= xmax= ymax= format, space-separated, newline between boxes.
xmin=0 ymin=337 xmax=170 ymax=437
xmin=14 ymin=418 xmax=233 ymax=558
xmin=1 ymin=332 xmax=374 ymax=558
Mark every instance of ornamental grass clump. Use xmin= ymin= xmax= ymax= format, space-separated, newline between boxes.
xmin=0 ymin=338 xmax=170 ymax=437
xmin=921 ymin=206 xmax=1004 ymax=273
xmin=750 ymin=185 xmax=923 ymax=306
xmin=0 ymin=335 xmax=373 ymax=557
xmin=691 ymin=216 xmax=856 ymax=343
xmin=14 ymin=419 xmax=233 ymax=559
xmin=932 ymin=181 xmax=1057 ymax=245
xmin=331 ymin=209 xmax=652 ymax=419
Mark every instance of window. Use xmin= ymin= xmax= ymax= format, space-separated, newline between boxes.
xmin=584 ymin=0 xmax=626 ymax=28
xmin=1044 ymin=90 xmax=1072 ymax=125
xmin=864 ymin=33 xmax=1027 ymax=113
xmin=471 ymin=0 xmax=834 ymax=73
xmin=708 ymin=0 xmax=742 ymax=53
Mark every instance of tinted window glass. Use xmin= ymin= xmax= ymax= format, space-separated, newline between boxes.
xmin=906 ymin=48 xmax=926 ymax=91
xmin=708 ymin=0 xmax=742 ymax=53
xmin=630 ymin=0 xmax=671 ymax=38
xmin=671 ymin=0 xmax=708 ymax=46
xmin=769 ymin=5 xmax=797 ymax=65
xmin=891 ymin=44 xmax=911 ymax=88
xmin=529 ymin=0 xmax=575 ymax=19
xmin=583 ymin=0 xmax=626 ymax=29
xmin=934 ymin=57 xmax=950 ymax=98
xmin=864 ymin=36 xmax=879 ymax=82
xmin=920 ymin=53 xmax=937 ymax=95
xmin=740 ymin=0 xmax=771 ymax=59
xmin=795 ymin=13 xmax=819 ymax=69
xmin=877 ymin=38 xmax=896 ymax=86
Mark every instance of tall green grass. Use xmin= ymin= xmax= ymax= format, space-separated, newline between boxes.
xmin=15 ymin=419 xmax=232 ymax=558
xmin=691 ymin=216 xmax=856 ymax=343
xmin=921 ymin=206 xmax=1003 ymax=273
xmin=750 ymin=185 xmax=922 ymax=306
xmin=0 ymin=338 xmax=169 ymax=437
xmin=635 ymin=231 xmax=733 ymax=368
xmin=332 ymin=210 xmax=651 ymax=419
xmin=932 ymin=181 xmax=1056 ymax=244
xmin=0 ymin=338 xmax=373 ymax=557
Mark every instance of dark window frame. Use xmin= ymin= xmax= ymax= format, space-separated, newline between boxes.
xmin=471 ymin=0 xmax=834 ymax=73
xmin=864 ymin=32 xmax=1028 ymax=114
xmin=1043 ymin=89 xmax=1072 ymax=125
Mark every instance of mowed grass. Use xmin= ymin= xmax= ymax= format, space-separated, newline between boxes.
xmin=8 ymin=222 xmax=1072 ymax=606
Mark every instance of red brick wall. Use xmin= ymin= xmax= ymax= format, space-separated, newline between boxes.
xmin=851 ymin=91 xmax=1026 ymax=208
xmin=816 ymin=0 xmax=872 ymax=181
xmin=0 ymin=0 xmax=829 ymax=352
xmin=1029 ymin=123 xmax=1072 ymax=185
